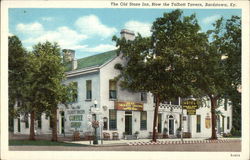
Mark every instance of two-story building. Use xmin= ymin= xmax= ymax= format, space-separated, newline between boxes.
xmin=13 ymin=29 xmax=232 ymax=139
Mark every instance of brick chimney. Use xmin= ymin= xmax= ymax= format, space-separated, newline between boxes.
xmin=62 ymin=49 xmax=77 ymax=70
xmin=120 ymin=29 xmax=135 ymax=41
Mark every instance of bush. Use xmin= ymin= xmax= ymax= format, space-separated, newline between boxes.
xmin=230 ymin=127 xmax=241 ymax=137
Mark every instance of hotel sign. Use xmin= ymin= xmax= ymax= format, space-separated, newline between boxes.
xmin=115 ymin=101 xmax=143 ymax=111
xmin=182 ymin=100 xmax=199 ymax=115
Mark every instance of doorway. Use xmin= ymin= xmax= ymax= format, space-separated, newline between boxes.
xmin=169 ymin=116 xmax=174 ymax=135
xmin=125 ymin=111 xmax=132 ymax=135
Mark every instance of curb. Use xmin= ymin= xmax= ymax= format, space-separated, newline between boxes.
xmin=127 ymin=139 xmax=239 ymax=146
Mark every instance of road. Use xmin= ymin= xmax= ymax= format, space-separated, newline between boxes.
xmin=9 ymin=140 xmax=241 ymax=152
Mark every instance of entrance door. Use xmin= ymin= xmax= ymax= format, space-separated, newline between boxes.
xmin=125 ymin=112 xmax=132 ymax=135
xmin=169 ymin=119 xmax=174 ymax=135
xmin=61 ymin=111 xmax=65 ymax=134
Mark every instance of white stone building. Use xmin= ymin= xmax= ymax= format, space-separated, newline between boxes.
xmin=13 ymin=29 xmax=232 ymax=139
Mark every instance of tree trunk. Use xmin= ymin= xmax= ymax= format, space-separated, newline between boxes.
xmin=210 ymin=97 xmax=218 ymax=140
xmin=51 ymin=108 xmax=58 ymax=141
xmin=29 ymin=110 xmax=35 ymax=140
xmin=152 ymin=95 xmax=160 ymax=142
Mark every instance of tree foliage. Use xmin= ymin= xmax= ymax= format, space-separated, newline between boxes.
xmin=113 ymin=10 xmax=208 ymax=141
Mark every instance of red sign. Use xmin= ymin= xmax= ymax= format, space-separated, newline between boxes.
xmin=115 ymin=101 xmax=143 ymax=111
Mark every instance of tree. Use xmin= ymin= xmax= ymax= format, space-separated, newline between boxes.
xmin=113 ymin=10 xmax=208 ymax=142
xmin=8 ymin=35 xmax=29 ymax=132
xmin=194 ymin=15 xmax=241 ymax=139
xmin=31 ymin=41 xmax=69 ymax=141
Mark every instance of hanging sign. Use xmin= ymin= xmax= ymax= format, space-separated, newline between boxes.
xmin=115 ymin=101 xmax=143 ymax=111
xmin=182 ymin=100 xmax=199 ymax=115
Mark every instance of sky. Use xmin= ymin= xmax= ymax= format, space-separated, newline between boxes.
xmin=9 ymin=8 xmax=241 ymax=59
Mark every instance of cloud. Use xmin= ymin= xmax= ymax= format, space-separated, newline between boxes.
xmin=22 ymin=25 xmax=87 ymax=50
xmin=202 ymin=15 xmax=221 ymax=24
xmin=81 ymin=44 xmax=117 ymax=53
xmin=8 ymin=33 xmax=14 ymax=37
xmin=16 ymin=22 xmax=44 ymax=35
xmin=41 ymin=17 xmax=54 ymax=22
xmin=75 ymin=15 xmax=117 ymax=38
xmin=124 ymin=20 xmax=152 ymax=37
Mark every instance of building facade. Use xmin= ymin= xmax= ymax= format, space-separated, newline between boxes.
xmin=13 ymin=29 xmax=233 ymax=139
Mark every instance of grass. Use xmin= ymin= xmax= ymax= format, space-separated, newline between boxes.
xmin=9 ymin=140 xmax=88 ymax=147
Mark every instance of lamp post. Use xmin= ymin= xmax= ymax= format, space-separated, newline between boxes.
xmin=93 ymin=100 xmax=98 ymax=145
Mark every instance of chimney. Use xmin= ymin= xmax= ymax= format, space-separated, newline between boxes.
xmin=62 ymin=49 xmax=75 ymax=63
xmin=120 ymin=29 xmax=135 ymax=41
xmin=72 ymin=58 xmax=78 ymax=70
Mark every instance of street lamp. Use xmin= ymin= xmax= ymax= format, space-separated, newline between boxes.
xmin=93 ymin=100 xmax=98 ymax=145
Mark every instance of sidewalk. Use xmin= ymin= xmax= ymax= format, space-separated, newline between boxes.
xmin=64 ymin=137 xmax=241 ymax=146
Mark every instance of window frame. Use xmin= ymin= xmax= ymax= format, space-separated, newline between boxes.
xmin=109 ymin=80 xmax=117 ymax=100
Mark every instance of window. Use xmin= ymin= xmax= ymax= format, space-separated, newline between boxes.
xmin=140 ymin=111 xmax=147 ymax=130
xmin=49 ymin=117 xmax=53 ymax=129
xmin=109 ymin=110 xmax=117 ymax=130
xmin=86 ymin=80 xmax=92 ymax=100
xmin=196 ymin=115 xmax=201 ymax=133
xmin=171 ymin=97 xmax=179 ymax=105
xmin=103 ymin=117 xmax=108 ymax=130
xmin=25 ymin=117 xmax=29 ymax=128
xmin=109 ymin=80 xmax=117 ymax=99
xmin=224 ymin=99 xmax=228 ymax=111
xmin=68 ymin=82 xmax=78 ymax=102
xmin=141 ymin=92 xmax=147 ymax=102
xmin=38 ymin=116 xmax=42 ymax=129
xmin=227 ymin=117 xmax=230 ymax=130
xmin=18 ymin=117 xmax=21 ymax=132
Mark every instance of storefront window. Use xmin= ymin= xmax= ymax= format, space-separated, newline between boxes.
xmin=86 ymin=80 xmax=92 ymax=100
xmin=109 ymin=110 xmax=117 ymax=130
xmin=140 ymin=111 xmax=147 ymax=130
xmin=196 ymin=115 xmax=201 ymax=133
xmin=109 ymin=80 xmax=117 ymax=99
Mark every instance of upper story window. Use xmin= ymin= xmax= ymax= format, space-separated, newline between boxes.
xmin=109 ymin=80 xmax=117 ymax=99
xmin=68 ymin=82 xmax=78 ymax=103
xmin=86 ymin=80 xmax=92 ymax=100
xmin=141 ymin=92 xmax=147 ymax=102
xmin=224 ymin=98 xmax=228 ymax=111
xmin=171 ymin=97 xmax=179 ymax=105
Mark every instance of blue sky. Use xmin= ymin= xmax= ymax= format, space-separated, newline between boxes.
xmin=9 ymin=8 xmax=241 ymax=59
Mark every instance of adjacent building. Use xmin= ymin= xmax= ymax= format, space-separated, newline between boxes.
xmin=13 ymin=29 xmax=232 ymax=139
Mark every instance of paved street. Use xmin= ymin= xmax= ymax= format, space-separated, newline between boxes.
xmin=9 ymin=140 xmax=241 ymax=152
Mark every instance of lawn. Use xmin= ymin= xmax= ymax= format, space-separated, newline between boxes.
xmin=9 ymin=140 xmax=88 ymax=146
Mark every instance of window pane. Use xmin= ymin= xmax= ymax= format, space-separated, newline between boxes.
xmin=109 ymin=80 xmax=117 ymax=90
xmin=227 ymin=117 xmax=230 ymax=129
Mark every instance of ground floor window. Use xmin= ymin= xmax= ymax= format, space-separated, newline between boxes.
xmin=109 ymin=110 xmax=117 ymax=130
xmin=18 ymin=117 xmax=21 ymax=132
xmin=140 ymin=111 xmax=147 ymax=130
xmin=103 ymin=117 xmax=108 ymax=130
xmin=227 ymin=117 xmax=230 ymax=129
xmin=158 ymin=114 xmax=162 ymax=133
xmin=38 ymin=115 xmax=42 ymax=129
xmin=25 ymin=118 xmax=29 ymax=128
xmin=196 ymin=115 xmax=201 ymax=133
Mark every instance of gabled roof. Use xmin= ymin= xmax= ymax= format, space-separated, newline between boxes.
xmin=65 ymin=50 xmax=117 ymax=72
